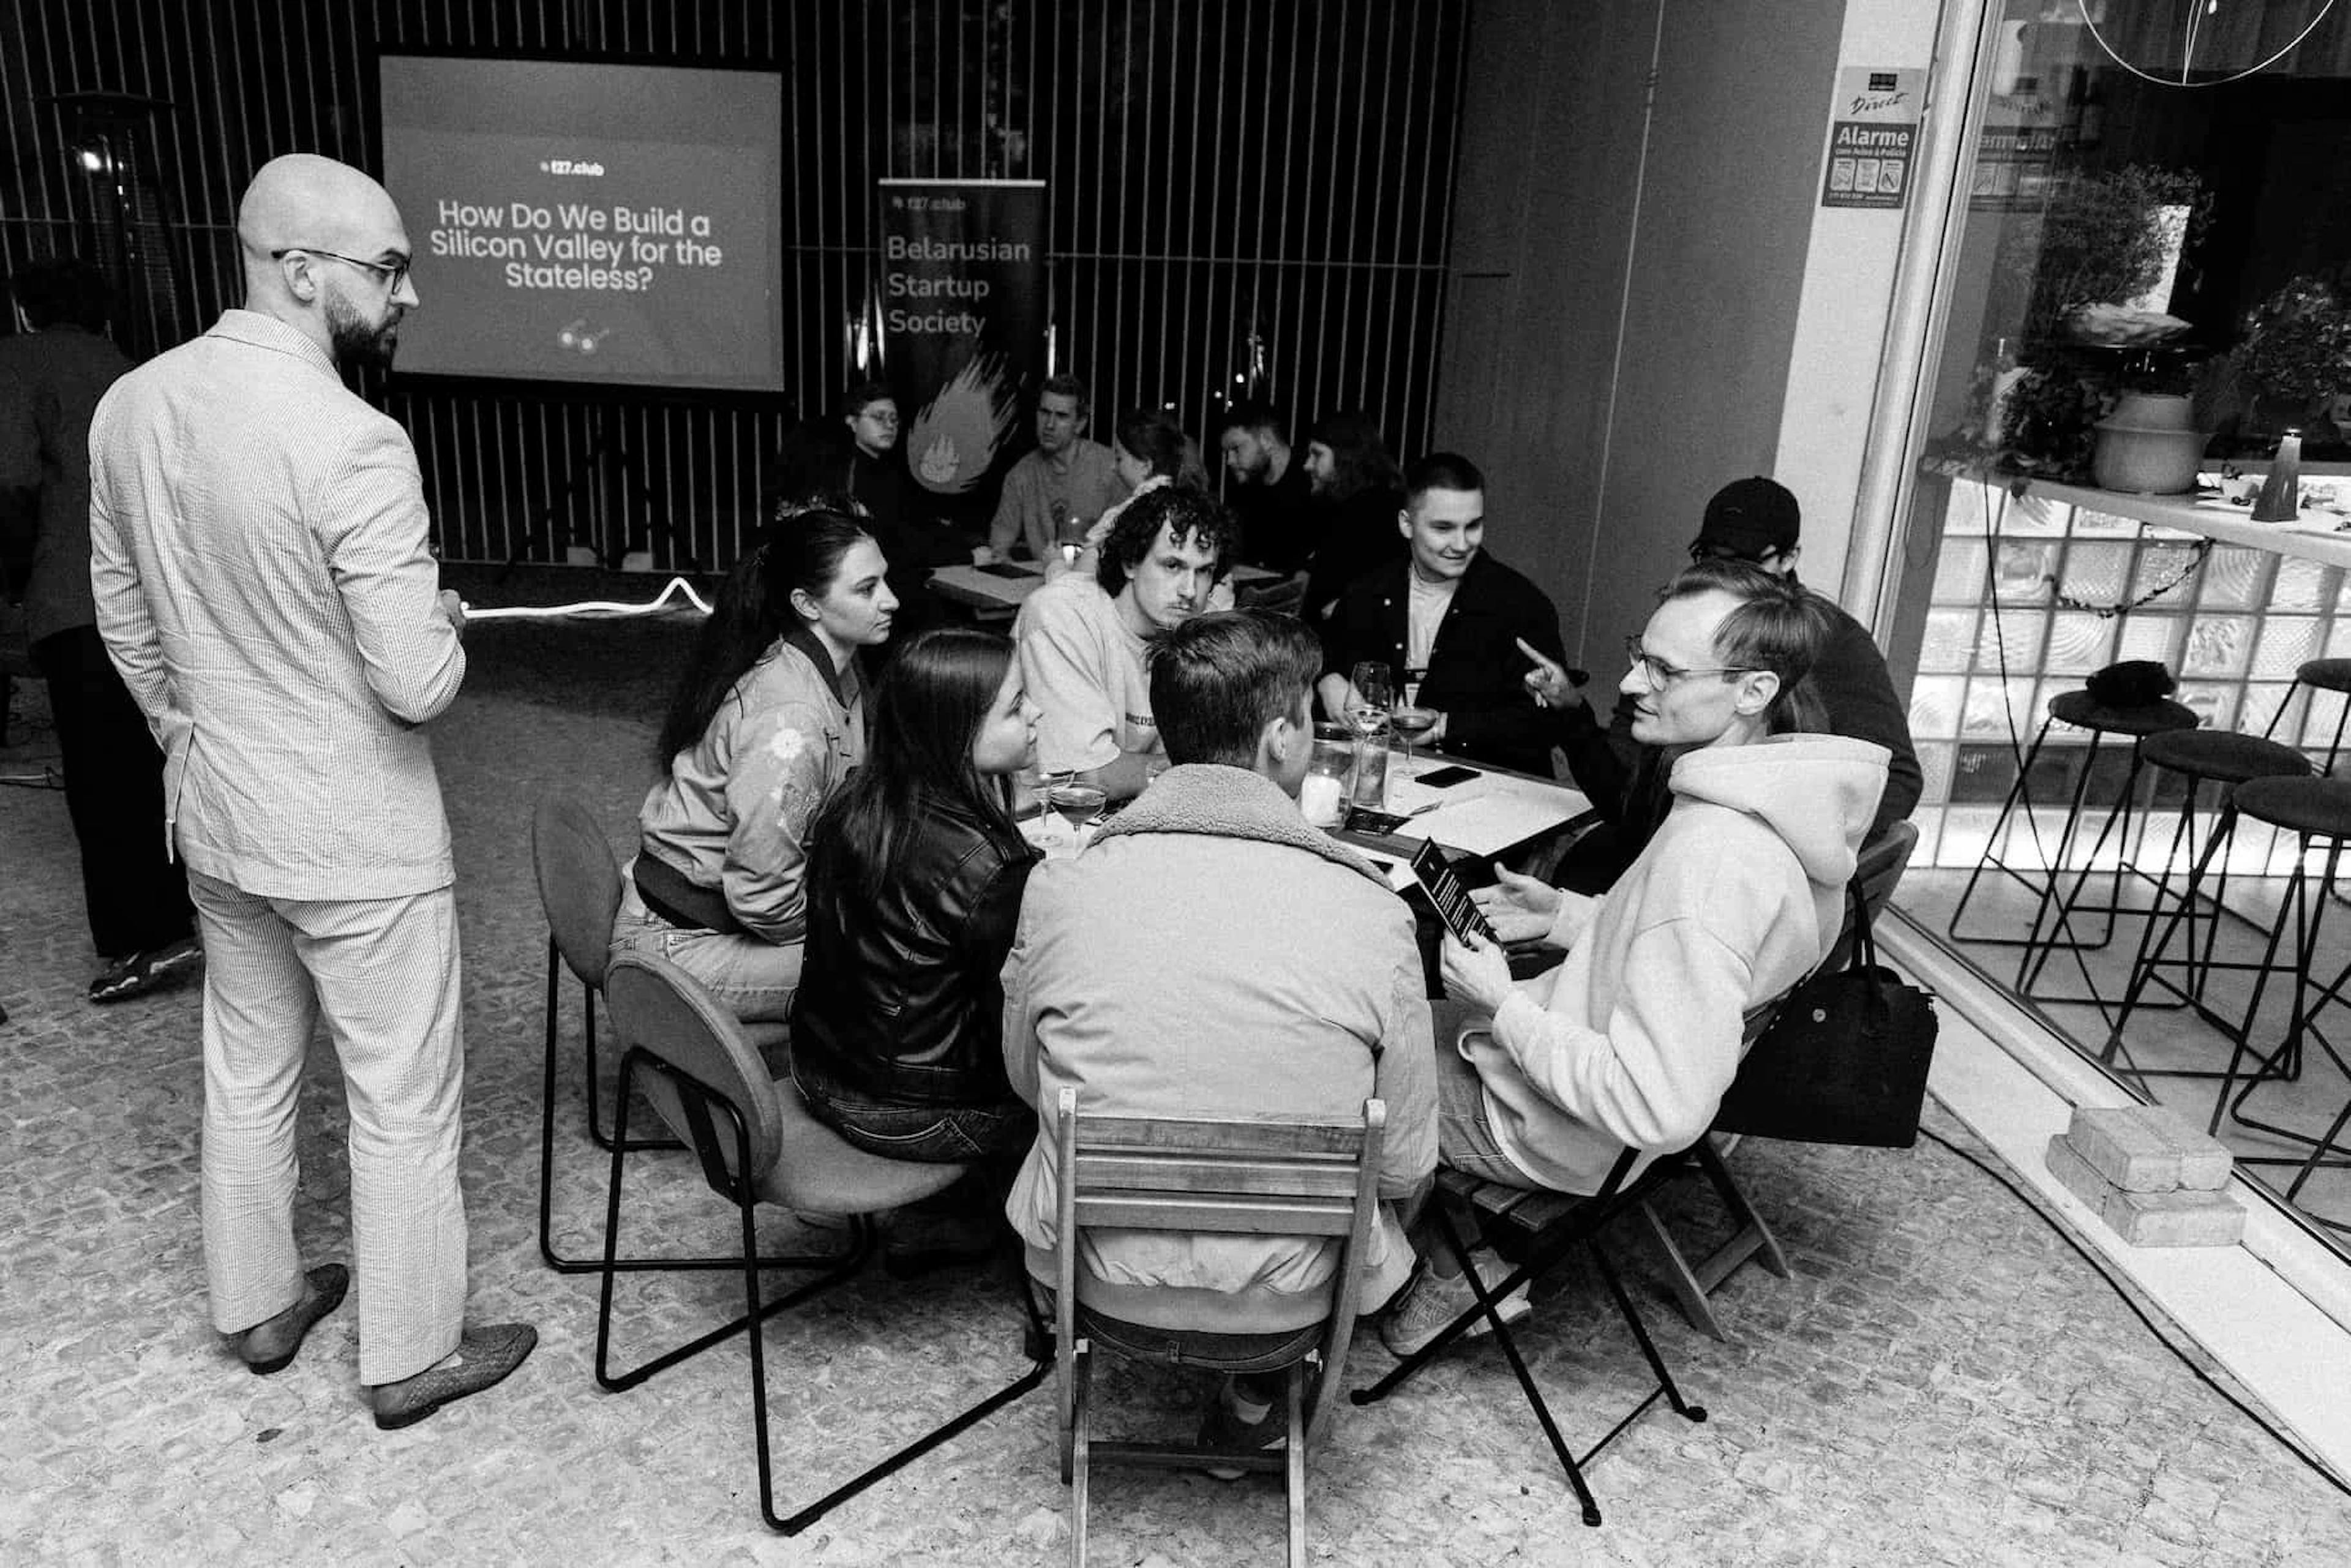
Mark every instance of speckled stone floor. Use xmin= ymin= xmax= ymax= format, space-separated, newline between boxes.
xmin=6 ymin=584 xmax=2350 ymax=1565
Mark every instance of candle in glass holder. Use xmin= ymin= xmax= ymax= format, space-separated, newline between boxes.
xmin=1300 ymin=771 xmax=1344 ymax=827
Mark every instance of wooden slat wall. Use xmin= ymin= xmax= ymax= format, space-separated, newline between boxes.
xmin=1 ymin=0 xmax=1468 ymax=569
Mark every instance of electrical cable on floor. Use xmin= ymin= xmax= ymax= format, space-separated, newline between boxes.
xmin=1918 ymin=1124 xmax=2351 ymax=1501
xmin=461 ymin=575 xmax=713 ymax=622
xmin=0 ymin=767 xmax=62 ymax=790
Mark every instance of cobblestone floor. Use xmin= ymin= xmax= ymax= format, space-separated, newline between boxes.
xmin=5 ymin=593 xmax=2350 ymax=1565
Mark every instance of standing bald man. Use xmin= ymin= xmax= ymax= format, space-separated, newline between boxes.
xmin=89 ymin=154 xmax=533 ymax=1427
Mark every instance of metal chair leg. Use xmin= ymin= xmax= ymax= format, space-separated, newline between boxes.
xmin=1444 ymin=1204 xmax=1603 ymax=1526
xmin=770 ymin=1203 xmax=1052 ymax=1534
xmin=1948 ymin=716 xmax=2059 ymax=947
xmin=593 ymin=1053 xmax=869 ymax=1386
xmin=541 ymin=943 xmax=689 ymax=1274
xmin=1588 ymin=1239 xmax=1706 ymax=1426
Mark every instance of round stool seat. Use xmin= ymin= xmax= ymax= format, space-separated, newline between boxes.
xmin=2233 ymin=776 xmax=2351 ymax=839
xmin=2140 ymin=728 xmax=2313 ymax=786
xmin=2046 ymin=689 xmax=2200 ymax=738
xmin=2296 ymin=658 xmax=2351 ymax=695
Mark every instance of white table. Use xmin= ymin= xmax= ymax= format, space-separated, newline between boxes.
xmin=1013 ymin=754 xmax=1594 ymax=882
xmin=929 ymin=558 xmax=1287 ymax=619
xmin=1341 ymin=754 xmax=1594 ymax=889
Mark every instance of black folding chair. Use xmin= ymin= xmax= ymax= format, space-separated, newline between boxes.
xmin=1350 ymin=1144 xmax=1707 ymax=1527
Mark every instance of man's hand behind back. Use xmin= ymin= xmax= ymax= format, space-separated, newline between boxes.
xmin=437 ymin=588 xmax=467 ymax=639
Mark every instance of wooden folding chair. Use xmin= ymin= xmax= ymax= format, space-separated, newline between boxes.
xmin=1052 ymin=1086 xmax=1387 ymax=1568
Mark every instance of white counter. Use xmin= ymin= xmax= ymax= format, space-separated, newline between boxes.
xmin=2004 ymin=472 xmax=2351 ymax=569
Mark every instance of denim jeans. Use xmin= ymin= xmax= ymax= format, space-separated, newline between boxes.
xmin=608 ymin=883 xmax=803 ymax=1024
xmin=794 ymin=1077 xmax=1035 ymax=1164
xmin=1433 ymin=1041 xmax=1546 ymax=1190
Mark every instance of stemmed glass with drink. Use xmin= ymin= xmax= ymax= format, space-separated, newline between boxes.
xmin=1390 ymin=699 xmax=1439 ymax=770
xmin=1043 ymin=772 xmax=1107 ymax=842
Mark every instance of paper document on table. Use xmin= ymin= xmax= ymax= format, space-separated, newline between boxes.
xmin=1393 ymin=791 xmax=1578 ymax=857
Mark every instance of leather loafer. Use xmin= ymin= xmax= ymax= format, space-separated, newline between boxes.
xmin=236 ymin=1264 xmax=350 ymax=1376
xmin=370 ymin=1324 xmax=538 ymax=1431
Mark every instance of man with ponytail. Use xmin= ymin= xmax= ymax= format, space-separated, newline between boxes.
xmin=1382 ymin=559 xmax=1890 ymax=1354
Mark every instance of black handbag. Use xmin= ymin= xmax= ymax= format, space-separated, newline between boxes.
xmin=1711 ymin=880 xmax=1939 ymax=1148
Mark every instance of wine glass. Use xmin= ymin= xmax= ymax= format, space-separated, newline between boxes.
xmin=1391 ymin=701 xmax=1439 ymax=771
xmin=1045 ymin=779 xmax=1107 ymax=834
xmin=1346 ymin=662 xmax=1393 ymax=737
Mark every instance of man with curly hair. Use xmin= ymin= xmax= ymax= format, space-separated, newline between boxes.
xmin=1013 ymin=484 xmax=1237 ymax=798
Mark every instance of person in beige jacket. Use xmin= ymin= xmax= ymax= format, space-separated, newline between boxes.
xmin=1001 ymin=609 xmax=1436 ymax=1460
xmin=89 ymin=154 xmax=530 ymax=1428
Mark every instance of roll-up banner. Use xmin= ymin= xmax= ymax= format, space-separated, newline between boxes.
xmin=876 ymin=178 xmax=1046 ymax=510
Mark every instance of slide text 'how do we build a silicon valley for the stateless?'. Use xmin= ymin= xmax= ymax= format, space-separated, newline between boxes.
xmin=380 ymin=54 xmax=786 ymax=392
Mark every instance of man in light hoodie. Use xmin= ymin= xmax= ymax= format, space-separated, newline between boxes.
xmin=1381 ymin=557 xmax=1889 ymax=1354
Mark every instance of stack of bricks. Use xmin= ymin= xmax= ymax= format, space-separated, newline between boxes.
xmin=2044 ymin=1105 xmax=2244 ymax=1247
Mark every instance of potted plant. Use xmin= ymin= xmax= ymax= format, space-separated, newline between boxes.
xmin=1981 ymin=165 xmax=2215 ymax=481
xmin=2237 ymin=271 xmax=2351 ymax=443
xmin=2092 ymin=340 xmax=2213 ymax=493
xmin=2004 ymin=165 xmax=2214 ymax=346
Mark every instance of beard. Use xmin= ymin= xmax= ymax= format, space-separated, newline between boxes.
xmin=326 ymin=293 xmax=399 ymax=372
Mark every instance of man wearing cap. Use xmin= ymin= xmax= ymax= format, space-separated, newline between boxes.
xmin=1528 ymin=476 xmax=1920 ymax=887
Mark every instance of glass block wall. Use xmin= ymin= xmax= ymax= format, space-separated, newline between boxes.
xmin=1905 ymin=473 xmax=2351 ymax=871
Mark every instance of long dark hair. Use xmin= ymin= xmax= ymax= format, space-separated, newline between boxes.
xmin=1114 ymin=407 xmax=1209 ymax=492
xmin=1306 ymin=409 xmax=1401 ymax=502
xmin=654 ymin=501 xmax=872 ymax=764
xmin=808 ymin=628 xmax=1022 ymax=893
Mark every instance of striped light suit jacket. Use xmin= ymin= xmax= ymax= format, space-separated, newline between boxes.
xmin=89 ymin=309 xmax=464 ymax=901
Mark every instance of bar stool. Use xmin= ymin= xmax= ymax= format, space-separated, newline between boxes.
xmin=2099 ymin=729 xmax=2314 ymax=1078
xmin=1948 ymin=688 xmax=2199 ymax=1000
xmin=2285 ymin=658 xmax=2351 ymax=774
xmin=2207 ymin=775 xmax=2351 ymax=1232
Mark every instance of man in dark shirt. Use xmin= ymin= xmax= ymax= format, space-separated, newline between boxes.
xmin=1 ymin=258 xmax=198 ymax=1002
xmin=1316 ymin=451 xmax=1567 ymax=777
xmin=1216 ymin=400 xmax=1316 ymax=575
xmin=1535 ymin=475 xmax=1922 ymax=888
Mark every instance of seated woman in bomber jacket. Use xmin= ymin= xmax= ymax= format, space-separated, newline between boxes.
xmin=609 ymin=503 xmax=895 ymax=1027
xmin=790 ymin=627 xmax=1044 ymax=1161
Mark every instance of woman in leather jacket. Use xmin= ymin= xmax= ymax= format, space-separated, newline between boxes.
xmin=790 ymin=627 xmax=1043 ymax=1160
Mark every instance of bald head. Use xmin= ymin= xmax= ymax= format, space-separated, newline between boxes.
xmin=239 ymin=156 xmax=402 ymax=273
xmin=237 ymin=154 xmax=417 ymax=368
